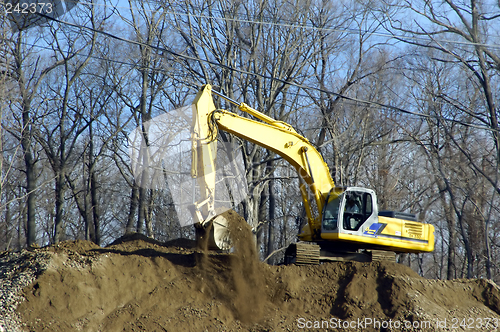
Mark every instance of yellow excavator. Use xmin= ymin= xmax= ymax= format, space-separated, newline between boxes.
xmin=190 ymin=84 xmax=434 ymax=264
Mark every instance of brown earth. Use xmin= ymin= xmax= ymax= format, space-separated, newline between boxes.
xmin=11 ymin=211 xmax=500 ymax=331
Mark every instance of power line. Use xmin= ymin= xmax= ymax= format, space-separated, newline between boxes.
xmin=14 ymin=0 xmax=499 ymax=50
xmin=65 ymin=0 xmax=500 ymax=50
xmin=5 ymin=12 xmax=498 ymax=133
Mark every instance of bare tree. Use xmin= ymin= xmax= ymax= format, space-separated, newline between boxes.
xmin=379 ymin=0 xmax=500 ymax=278
xmin=114 ymin=0 xmax=171 ymax=237
xmin=1 ymin=24 xmax=68 ymax=246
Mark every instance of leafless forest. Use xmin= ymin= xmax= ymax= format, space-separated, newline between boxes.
xmin=1 ymin=0 xmax=499 ymax=281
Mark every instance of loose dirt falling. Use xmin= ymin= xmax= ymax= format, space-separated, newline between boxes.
xmin=224 ymin=210 xmax=269 ymax=323
xmin=195 ymin=210 xmax=269 ymax=323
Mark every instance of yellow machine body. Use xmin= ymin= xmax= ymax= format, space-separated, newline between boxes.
xmin=190 ymin=84 xmax=435 ymax=255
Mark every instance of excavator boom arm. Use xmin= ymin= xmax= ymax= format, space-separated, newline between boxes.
xmin=191 ymin=84 xmax=335 ymax=237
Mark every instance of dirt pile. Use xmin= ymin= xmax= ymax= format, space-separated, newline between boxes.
xmin=1 ymin=225 xmax=499 ymax=331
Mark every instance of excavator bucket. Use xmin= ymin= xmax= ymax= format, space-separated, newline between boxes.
xmin=195 ymin=214 xmax=232 ymax=250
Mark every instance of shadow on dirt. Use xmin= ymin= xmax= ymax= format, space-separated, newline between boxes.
xmin=89 ymin=232 xmax=231 ymax=268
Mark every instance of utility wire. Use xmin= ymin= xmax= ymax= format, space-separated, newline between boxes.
xmin=7 ymin=12 xmax=499 ymax=133
xmin=49 ymin=0 xmax=500 ymax=50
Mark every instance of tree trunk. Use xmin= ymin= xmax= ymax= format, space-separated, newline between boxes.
xmin=53 ymin=170 xmax=66 ymax=243
xmin=485 ymin=218 xmax=492 ymax=279
xmin=137 ymin=185 xmax=146 ymax=234
xmin=126 ymin=182 xmax=139 ymax=234
xmin=19 ymin=203 xmax=26 ymax=250
xmin=21 ymin=107 xmax=36 ymax=247
xmin=84 ymin=190 xmax=92 ymax=241
xmin=242 ymin=189 xmax=260 ymax=233
xmin=266 ymin=163 xmax=276 ymax=264
xmin=90 ymin=166 xmax=100 ymax=245
xmin=145 ymin=189 xmax=154 ymax=238
xmin=456 ymin=213 xmax=473 ymax=279
xmin=89 ymin=123 xmax=100 ymax=245
xmin=4 ymin=200 xmax=11 ymax=250
xmin=23 ymin=140 xmax=36 ymax=246
xmin=447 ymin=218 xmax=457 ymax=280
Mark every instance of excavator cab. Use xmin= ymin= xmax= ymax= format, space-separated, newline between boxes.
xmin=322 ymin=187 xmax=377 ymax=234
xmin=320 ymin=187 xmax=434 ymax=254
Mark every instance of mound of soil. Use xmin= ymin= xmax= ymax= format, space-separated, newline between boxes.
xmin=1 ymin=218 xmax=500 ymax=331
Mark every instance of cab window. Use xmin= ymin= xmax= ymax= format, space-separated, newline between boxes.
xmin=343 ymin=192 xmax=372 ymax=231
xmin=322 ymin=195 xmax=341 ymax=231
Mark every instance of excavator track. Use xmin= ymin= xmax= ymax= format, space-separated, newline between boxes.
xmin=295 ymin=242 xmax=320 ymax=265
xmin=285 ymin=242 xmax=397 ymax=265
xmin=370 ymin=250 xmax=396 ymax=262
xmin=284 ymin=242 xmax=320 ymax=265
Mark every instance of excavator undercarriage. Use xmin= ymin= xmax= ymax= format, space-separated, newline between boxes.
xmin=284 ymin=242 xmax=396 ymax=265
